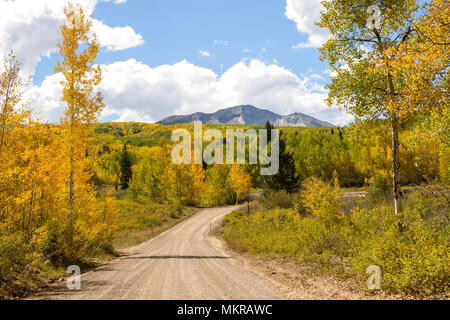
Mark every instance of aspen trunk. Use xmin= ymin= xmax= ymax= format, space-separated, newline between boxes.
xmin=29 ymin=190 xmax=36 ymax=239
xmin=68 ymin=146 xmax=75 ymax=246
xmin=0 ymin=76 xmax=11 ymax=148
xmin=69 ymin=165 xmax=74 ymax=215
xmin=390 ymin=114 xmax=401 ymax=216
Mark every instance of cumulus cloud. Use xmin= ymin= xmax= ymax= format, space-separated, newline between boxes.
xmin=92 ymin=19 xmax=144 ymax=51
xmin=0 ymin=0 xmax=143 ymax=73
xmin=24 ymin=58 xmax=352 ymax=126
xmin=285 ymin=0 xmax=329 ymax=48
xmin=23 ymin=73 xmax=65 ymax=121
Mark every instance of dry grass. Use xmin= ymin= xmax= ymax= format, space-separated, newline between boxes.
xmin=113 ymin=199 xmax=200 ymax=248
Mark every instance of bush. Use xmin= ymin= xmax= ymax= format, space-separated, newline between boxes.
xmin=222 ymin=180 xmax=450 ymax=296
xmin=301 ymin=177 xmax=344 ymax=226
xmin=349 ymin=204 xmax=449 ymax=295
xmin=0 ymin=234 xmax=31 ymax=282
xmin=223 ymin=208 xmax=300 ymax=257
xmin=0 ymin=233 xmax=38 ymax=298
xmin=260 ymin=190 xmax=297 ymax=210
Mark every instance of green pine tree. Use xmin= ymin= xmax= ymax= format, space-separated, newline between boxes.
xmin=120 ymin=144 xmax=133 ymax=190
xmin=262 ymin=131 xmax=298 ymax=193
xmin=264 ymin=121 xmax=273 ymax=143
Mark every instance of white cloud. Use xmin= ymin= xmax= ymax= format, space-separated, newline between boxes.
xmin=24 ymin=58 xmax=351 ymax=126
xmin=199 ymin=50 xmax=211 ymax=57
xmin=92 ymin=19 xmax=144 ymax=51
xmin=22 ymin=72 xmax=65 ymax=122
xmin=0 ymin=0 xmax=143 ymax=73
xmin=285 ymin=0 xmax=329 ymax=49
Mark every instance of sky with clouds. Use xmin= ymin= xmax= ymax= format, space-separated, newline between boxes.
xmin=0 ymin=0 xmax=353 ymax=126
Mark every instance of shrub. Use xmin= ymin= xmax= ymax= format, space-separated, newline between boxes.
xmin=222 ymin=184 xmax=449 ymax=296
xmin=349 ymin=204 xmax=449 ymax=295
xmin=0 ymin=233 xmax=38 ymax=298
xmin=260 ymin=190 xmax=297 ymax=210
xmin=301 ymin=177 xmax=344 ymax=226
xmin=223 ymin=208 xmax=300 ymax=257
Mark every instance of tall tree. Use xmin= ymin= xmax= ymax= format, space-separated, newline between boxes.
xmin=120 ymin=144 xmax=133 ymax=190
xmin=187 ymin=161 xmax=206 ymax=206
xmin=264 ymin=121 xmax=274 ymax=143
xmin=203 ymin=165 xmax=233 ymax=206
xmin=0 ymin=52 xmax=29 ymax=150
xmin=318 ymin=0 xmax=442 ymax=215
xmin=55 ymin=4 xmax=104 ymax=243
xmin=384 ymin=0 xmax=449 ymax=155
xmin=168 ymin=163 xmax=190 ymax=212
xmin=0 ymin=52 xmax=32 ymax=234
xmin=262 ymin=132 xmax=298 ymax=193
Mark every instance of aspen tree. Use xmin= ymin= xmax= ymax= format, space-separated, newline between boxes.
xmin=55 ymin=4 xmax=104 ymax=246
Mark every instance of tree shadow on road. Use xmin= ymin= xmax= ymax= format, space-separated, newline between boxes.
xmin=123 ymin=255 xmax=230 ymax=260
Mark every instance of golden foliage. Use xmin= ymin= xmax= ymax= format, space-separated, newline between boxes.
xmin=301 ymin=177 xmax=344 ymax=225
xmin=0 ymin=5 xmax=116 ymax=289
xmin=223 ymin=193 xmax=449 ymax=295
xmin=228 ymin=164 xmax=252 ymax=204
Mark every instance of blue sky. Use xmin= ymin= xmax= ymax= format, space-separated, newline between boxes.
xmin=98 ymin=0 xmax=326 ymax=76
xmin=1 ymin=0 xmax=352 ymax=125
xmin=35 ymin=1 xmax=326 ymax=85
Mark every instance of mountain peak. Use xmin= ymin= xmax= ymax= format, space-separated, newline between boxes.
xmin=157 ymin=105 xmax=334 ymax=127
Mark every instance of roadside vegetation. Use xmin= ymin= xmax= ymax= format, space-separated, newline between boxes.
xmin=222 ymin=180 xmax=449 ymax=297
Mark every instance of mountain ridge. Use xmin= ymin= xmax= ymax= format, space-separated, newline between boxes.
xmin=157 ymin=105 xmax=334 ymax=127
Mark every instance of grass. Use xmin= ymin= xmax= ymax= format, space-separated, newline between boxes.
xmin=0 ymin=262 xmax=66 ymax=300
xmin=113 ymin=199 xmax=200 ymax=248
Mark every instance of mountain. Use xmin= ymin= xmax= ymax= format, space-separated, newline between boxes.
xmin=273 ymin=112 xmax=334 ymax=128
xmin=157 ymin=105 xmax=334 ymax=127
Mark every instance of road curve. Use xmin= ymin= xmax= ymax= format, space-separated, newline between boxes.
xmin=35 ymin=206 xmax=283 ymax=300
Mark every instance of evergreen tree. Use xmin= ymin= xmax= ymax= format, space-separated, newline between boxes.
xmin=262 ymin=131 xmax=298 ymax=193
xmin=338 ymin=129 xmax=344 ymax=141
xmin=264 ymin=121 xmax=273 ymax=142
xmin=120 ymin=144 xmax=133 ymax=190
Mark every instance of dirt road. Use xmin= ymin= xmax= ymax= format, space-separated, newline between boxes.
xmin=35 ymin=206 xmax=283 ymax=300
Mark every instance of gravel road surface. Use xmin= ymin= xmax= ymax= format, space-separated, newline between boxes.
xmin=35 ymin=206 xmax=282 ymax=300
